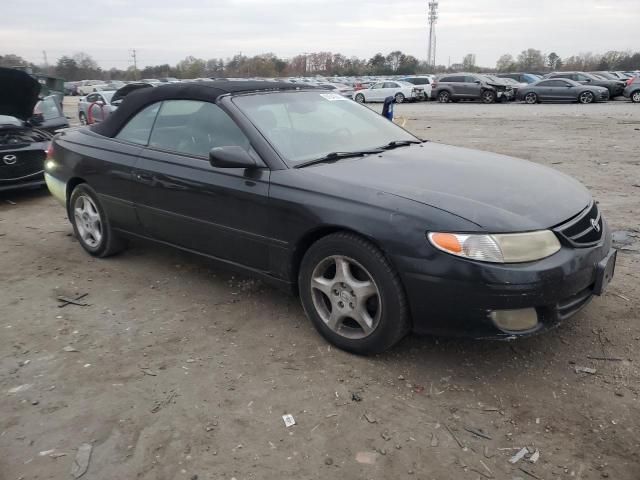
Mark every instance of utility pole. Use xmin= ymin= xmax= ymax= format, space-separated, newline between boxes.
xmin=427 ymin=1 xmax=439 ymax=69
xmin=42 ymin=50 xmax=48 ymax=69
xmin=130 ymin=49 xmax=138 ymax=79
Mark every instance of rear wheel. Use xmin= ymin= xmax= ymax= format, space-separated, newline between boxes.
xmin=579 ymin=91 xmax=595 ymax=104
xmin=524 ymin=92 xmax=538 ymax=104
xmin=437 ymin=90 xmax=450 ymax=103
xmin=69 ymin=184 xmax=126 ymax=257
xmin=299 ymin=233 xmax=410 ymax=355
xmin=481 ymin=90 xmax=496 ymax=104
xmin=355 ymin=93 xmax=365 ymax=104
xmin=394 ymin=92 xmax=405 ymax=103
xmin=631 ymin=90 xmax=640 ymax=103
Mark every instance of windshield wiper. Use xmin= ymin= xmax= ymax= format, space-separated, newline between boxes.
xmin=378 ymin=140 xmax=424 ymax=150
xmin=294 ymin=149 xmax=383 ymax=169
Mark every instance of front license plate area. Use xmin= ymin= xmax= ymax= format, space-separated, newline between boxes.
xmin=593 ymin=249 xmax=617 ymax=296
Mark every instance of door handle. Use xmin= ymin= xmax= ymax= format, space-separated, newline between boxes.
xmin=135 ymin=172 xmax=153 ymax=184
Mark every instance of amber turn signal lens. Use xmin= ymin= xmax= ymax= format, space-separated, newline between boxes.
xmin=430 ymin=233 xmax=462 ymax=253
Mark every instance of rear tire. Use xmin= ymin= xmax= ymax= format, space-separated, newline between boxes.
xmin=299 ymin=232 xmax=410 ymax=355
xmin=355 ymin=93 xmax=365 ymax=104
xmin=524 ymin=92 xmax=538 ymax=104
xmin=437 ymin=90 xmax=451 ymax=103
xmin=631 ymin=90 xmax=640 ymax=103
xmin=69 ymin=184 xmax=127 ymax=258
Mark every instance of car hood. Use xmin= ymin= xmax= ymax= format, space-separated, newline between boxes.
xmin=0 ymin=67 xmax=40 ymax=120
xmin=304 ymin=142 xmax=591 ymax=232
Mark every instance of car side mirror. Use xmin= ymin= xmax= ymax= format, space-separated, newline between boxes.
xmin=209 ymin=146 xmax=257 ymax=169
xmin=585 ymin=79 xmax=592 ymax=83
xmin=474 ymin=80 xmax=481 ymax=84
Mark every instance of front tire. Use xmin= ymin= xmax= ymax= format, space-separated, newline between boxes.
xmin=631 ymin=90 xmax=640 ymax=103
xmin=69 ymin=184 xmax=126 ymax=257
xmin=299 ymin=233 xmax=410 ymax=355
xmin=579 ymin=91 xmax=595 ymax=104
xmin=481 ymin=90 xmax=496 ymax=104
xmin=355 ymin=93 xmax=365 ymax=104
xmin=524 ymin=92 xmax=538 ymax=104
xmin=394 ymin=92 xmax=405 ymax=103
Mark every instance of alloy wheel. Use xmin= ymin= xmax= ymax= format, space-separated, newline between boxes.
xmin=482 ymin=91 xmax=496 ymax=104
xmin=438 ymin=91 xmax=449 ymax=103
xmin=632 ymin=91 xmax=640 ymax=103
xmin=525 ymin=93 xmax=537 ymax=104
xmin=355 ymin=94 xmax=365 ymax=103
xmin=310 ymin=255 xmax=381 ymax=339
xmin=74 ymin=195 xmax=103 ymax=248
xmin=395 ymin=93 xmax=405 ymax=103
xmin=579 ymin=91 xmax=594 ymax=104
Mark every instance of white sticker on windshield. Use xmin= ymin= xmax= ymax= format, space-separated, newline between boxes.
xmin=319 ymin=93 xmax=348 ymax=101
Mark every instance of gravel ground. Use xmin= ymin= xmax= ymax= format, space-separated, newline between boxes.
xmin=0 ymin=98 xmax=638 ymax=480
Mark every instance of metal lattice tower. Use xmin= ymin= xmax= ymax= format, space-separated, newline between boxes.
xmin=427 ymin=1 xmax=439 ymax=68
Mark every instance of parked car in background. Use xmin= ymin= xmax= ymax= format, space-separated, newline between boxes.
xmin=431 ymin=73 xmax=513 ymax=103
xmin=399 ymin=76 xmax=434 ymax=99
xmin=0 ymin=67 xmax=59 ymax=192
xmin=518 ymin=78 xmax=609 ymax=104
xmin=623 ymin=76 xmax=640 ymax=103
xmin=496 ymin=73 xmax=541 ymax=84
xmin=544 ymin=72 xmax=625 ymax=98
xmin=158 ymin=77 xmax=180 ymax=83
xmin=354 ymin=81 xmax=422 ymax=103
xmin=64 ymin=81 xmax=79 ymax=96
xmin=44 ymin=81 xmax=616 ymax=354
xmin=78 ymin=91 xmax=117 ymax=125
xmin=314 ymin=82 xmax=355 ymax=98
xmin=77 ymin=80 xmax=104 ymax=95
xmin=32 ymin=96 xmax=69 ymax=133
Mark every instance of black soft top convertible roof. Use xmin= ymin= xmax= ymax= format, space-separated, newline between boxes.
xmin=91 ymin=80 xmax=313 ymax=138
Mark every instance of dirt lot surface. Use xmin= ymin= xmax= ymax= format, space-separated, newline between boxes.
xmin=1 ymin=99 xmax=639 ymax=480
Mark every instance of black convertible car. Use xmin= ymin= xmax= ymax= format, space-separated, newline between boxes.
xmin=45 ymin=81 xmax=616 ymax=354
xmin=1 ymin=67 xmax=68 ymax=192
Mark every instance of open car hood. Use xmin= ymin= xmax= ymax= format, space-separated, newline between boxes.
xmin=0 ymin=67 xmax=40 ymax=120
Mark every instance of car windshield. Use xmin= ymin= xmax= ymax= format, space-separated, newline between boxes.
xmin=233 ymin=91 xmax=417 ymax=165
xmin=102 ymin=91 xmax=116 ymax=103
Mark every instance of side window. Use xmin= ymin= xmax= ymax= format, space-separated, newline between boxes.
xmin=86 ymin=93 xmax=99 ymax=103
xmin=115 ymin=102 xmax=161 ymax=145
xmin=576 ymin=74 xmax=589 ymax=81
xmin=452 ymin=76 xmax=466 ymax=82
xmin=371 ymin=83 xmax=383 ymax=89
xmin=148 ymin=100 xmax=250 ymax=158
xmin=383 ymin=82 xmax=398 ymax=88
xmin=465 ymin=76 xmax=479 ymax=83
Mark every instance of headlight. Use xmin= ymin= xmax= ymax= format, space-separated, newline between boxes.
xmin=427 ymin=230 xmax=561 ymax=263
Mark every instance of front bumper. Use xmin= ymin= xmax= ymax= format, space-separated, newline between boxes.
xmin=394 ymin=225 xmax=613 ymax=339
xmin=0 ymin=172 xmax=45 ymax=192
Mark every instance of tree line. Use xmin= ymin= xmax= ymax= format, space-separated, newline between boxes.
xmin=1 ymin=49 xmax=638 ymax=82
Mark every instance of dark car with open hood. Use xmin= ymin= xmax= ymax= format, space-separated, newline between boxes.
xmin=45 ymin=81 xmax=616 ymax=354
xmin=0 ymin=67 xmax=68 ymax=192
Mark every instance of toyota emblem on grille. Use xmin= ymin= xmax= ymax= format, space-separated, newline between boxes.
xmin=2 ymin=154 xmax=17 ymax=165
xmin=590 ymin=218 xmax=600 ymax=232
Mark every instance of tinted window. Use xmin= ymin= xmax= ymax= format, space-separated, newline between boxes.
xmin=115 ymin=102 xmax=161 ymax=145
xmin=540 ymin=80 xmax=567 ymax=87
xmin=371 ymin=83 xmax=383 ymax=89
xmin=465 ymin=76 xmax=480 ymax=83
xmin=441 ymin=76 xmax=465 ymax=83
xmin=575 ymin=74 xmax=590 ymax=81
xmin=411 ymin=78 xmax=429 ymax=85
xmin=383 ymin=82 xmax=398 ymax=88
xmin=148 ymin=100 xmax=250 ymax=158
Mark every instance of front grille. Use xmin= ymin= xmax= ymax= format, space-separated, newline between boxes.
xmin=557 ymin=286 xmax=593 ymax=320
xmin=554 ymin=201 xmax=604 ymax=247
xmin=0 ymin=150 xmax=46 ymax=181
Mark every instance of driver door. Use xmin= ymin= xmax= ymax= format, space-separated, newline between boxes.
xmin=132 ymin=100 xmax=272 ymax=270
